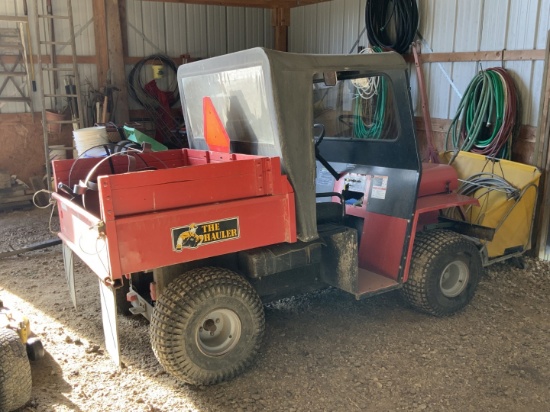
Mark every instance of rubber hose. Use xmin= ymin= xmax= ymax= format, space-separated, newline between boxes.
xmin=446 ymin=67 xmax=519 ymax=160
xmin=128 ymin=54 xmax=179 ymax=109
xmin=353 ymin=46 xmax=389 ymax=139
xmin=365 ymin=0 xmax=419 ymax=54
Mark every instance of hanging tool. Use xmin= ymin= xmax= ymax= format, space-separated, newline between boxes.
xmin=102 ymin=95 xmax=108 ymax=123
xmin=412 ymin=42 xmax=439 ymax=163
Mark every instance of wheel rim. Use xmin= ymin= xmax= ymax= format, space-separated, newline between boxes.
xmin=196 ymin=308 xmax=242 ymax=356
xmin=439 ymin=260 xmax=470 ymax=298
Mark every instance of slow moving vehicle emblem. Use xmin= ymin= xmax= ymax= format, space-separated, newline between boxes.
xmin=171 ymin=218 xmax=240 ymax=252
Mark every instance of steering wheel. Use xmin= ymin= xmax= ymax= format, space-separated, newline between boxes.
xmin=313 ymin=123 xmax=340 ymax=180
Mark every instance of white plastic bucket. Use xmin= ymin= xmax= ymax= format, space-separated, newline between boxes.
xmin=73 ymin=126 xmax=109 ymax=157
xmin=49 ymin=145 xmax=67 ymax=161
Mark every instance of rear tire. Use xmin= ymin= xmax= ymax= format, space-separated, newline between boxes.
xmin=401 ymin=230 xmax=483 ymax=316
xmin=150 ymin=267 xmax=265 ymax=385
xmin=0 ymin=329 xmax=32 ymax=411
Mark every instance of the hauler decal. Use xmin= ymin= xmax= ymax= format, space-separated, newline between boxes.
xmin=172 ymin=218 xmax=240 ymax=252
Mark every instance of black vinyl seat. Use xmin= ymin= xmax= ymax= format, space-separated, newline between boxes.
xmin=316 ymin=192 xmax=345 ymax=225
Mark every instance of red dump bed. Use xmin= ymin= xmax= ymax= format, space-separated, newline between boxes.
xmin=52 ymin=149 xmax=296 ymax=282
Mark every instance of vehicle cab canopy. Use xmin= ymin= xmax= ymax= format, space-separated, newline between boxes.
xmin=177 ymin=47 xmax=420 ymax=241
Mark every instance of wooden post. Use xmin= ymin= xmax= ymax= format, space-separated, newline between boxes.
xmin=271 ymin=7 xmax=290 ymax=52
xmin=105 ymin=0 xmax=129 ymax=123
xmin=535 ymin=30 xmax=550 ymax=259
xmin=119 ymin=0 xmax=128 ymax=57
xmin=92 ymin=0 xmax=109 ymax=89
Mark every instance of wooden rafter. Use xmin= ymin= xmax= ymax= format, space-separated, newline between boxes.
xmin=3 ymin=47 xmax=546 ymax=67
xmin=138 ymin=0 xmax=330 ymax=9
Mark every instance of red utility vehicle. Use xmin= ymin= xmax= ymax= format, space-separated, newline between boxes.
xmin=53 ymin=48 xmax=488 ymax=385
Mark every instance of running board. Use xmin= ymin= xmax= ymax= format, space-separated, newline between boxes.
xmin=355 ymin=268 xmax=401 ymax=299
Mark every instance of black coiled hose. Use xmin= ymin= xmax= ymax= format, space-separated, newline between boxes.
xmin=365 ymin=0 xmax=419 ymax=54
xmin=127 ymin=54 xmax=179 ymax=109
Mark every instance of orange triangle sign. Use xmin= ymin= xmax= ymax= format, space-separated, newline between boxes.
xmin=203 ymin=97 xmax=230 ymax=153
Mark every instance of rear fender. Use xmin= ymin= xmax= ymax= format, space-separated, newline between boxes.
xmin=402 ymin=193 xmax=479 ymax=282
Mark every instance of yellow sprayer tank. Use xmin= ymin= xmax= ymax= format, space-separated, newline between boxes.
xmin=442 ymin=151 xmax=541 ymax=261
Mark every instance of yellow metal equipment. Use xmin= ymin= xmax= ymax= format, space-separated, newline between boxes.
xmin=442 ymin=151 xmax=541 ymax=261
xmin=0 ymin=301 xmax=30 ymax=344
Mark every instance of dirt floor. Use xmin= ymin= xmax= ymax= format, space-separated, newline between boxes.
xmin=0 ymin=206 xmax=549 ymax=412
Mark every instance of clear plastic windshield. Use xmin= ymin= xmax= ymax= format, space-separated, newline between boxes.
xmin=313 ymin=73 xmax=398 ymax=141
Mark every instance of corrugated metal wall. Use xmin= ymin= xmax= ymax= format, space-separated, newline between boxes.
xmin=126 ymin=0 xmax=273 ymax=110
xmin=3 ymin=0 xmax=547 ymax=122
xmin=0 ymin=0 xmax=273 ymax=113
xmin=289 ymin=0 xmax=550 ymax=127
xmin=127 ymin=1 xmax=272 ymax=58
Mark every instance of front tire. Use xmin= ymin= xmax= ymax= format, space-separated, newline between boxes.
xmin=150 ymin=267 xmax=265 ymax=385
xmin=0 ymin=328 xmax=32 ymax=411
xmin=401 ymin=230 xmax=483 ymax=316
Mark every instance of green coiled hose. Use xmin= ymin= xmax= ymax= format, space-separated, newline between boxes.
xmin=446 ymin=67 xmax=519 ymax=160
xmin=353 ymin=46 xmax=388 ymax=140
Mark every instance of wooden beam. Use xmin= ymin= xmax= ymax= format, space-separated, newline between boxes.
xmin=534 ymin=31 xmax=550 ymax=259
xmin=106 ymin=0 xmax=129 ymax=123
xmin=0 ymin=15 xmax=28 ymax=23
xmin=1 ymin=54 xmax=190 ymax=67
xmin=272 ymin=7 xmax=290 ymax=52
xmin=2 ymin=49 xmax=545 ymax=70
xmin=92 ymin=0 xmax=109 ymax=88
xmin=0 ymin=54 xmax=97 ymax=65
xmin=404 ymin=49 xmax=546 ymax=64
xmin=535 ymin=33 xmax=550 ymax=169
xmin=125 ymin=56 xmax=176 ymax=65
xmin=414 ymin=117 xmax=537 ymax=142
xmin=130 ymin=108 xmax=182 ymax=119
xmin=134 ymin=0 xmax=331 ymax=8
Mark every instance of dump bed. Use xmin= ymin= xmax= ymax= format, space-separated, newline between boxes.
xmin=52 ymin=149 xmax=296 ymax=282
xmin=441 ymin=151 xmax=541 ymax=260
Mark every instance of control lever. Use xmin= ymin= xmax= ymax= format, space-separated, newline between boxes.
xmin=313 ymin=123 xmax=340 ymax=180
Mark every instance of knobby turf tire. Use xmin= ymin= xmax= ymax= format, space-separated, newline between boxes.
xmin=401 ymin=230 xmax=483 ymax=317
xmin=150 ymin=267 xmax=265 ymax=385
xmin=0 ymin=328 xmax=32 ymax=411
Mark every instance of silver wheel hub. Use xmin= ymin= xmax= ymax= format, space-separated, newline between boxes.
xmin=440 ymin=260 xmax=469 ymax=298
xmin=196 ymin=308 xmax=242 ymax=356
